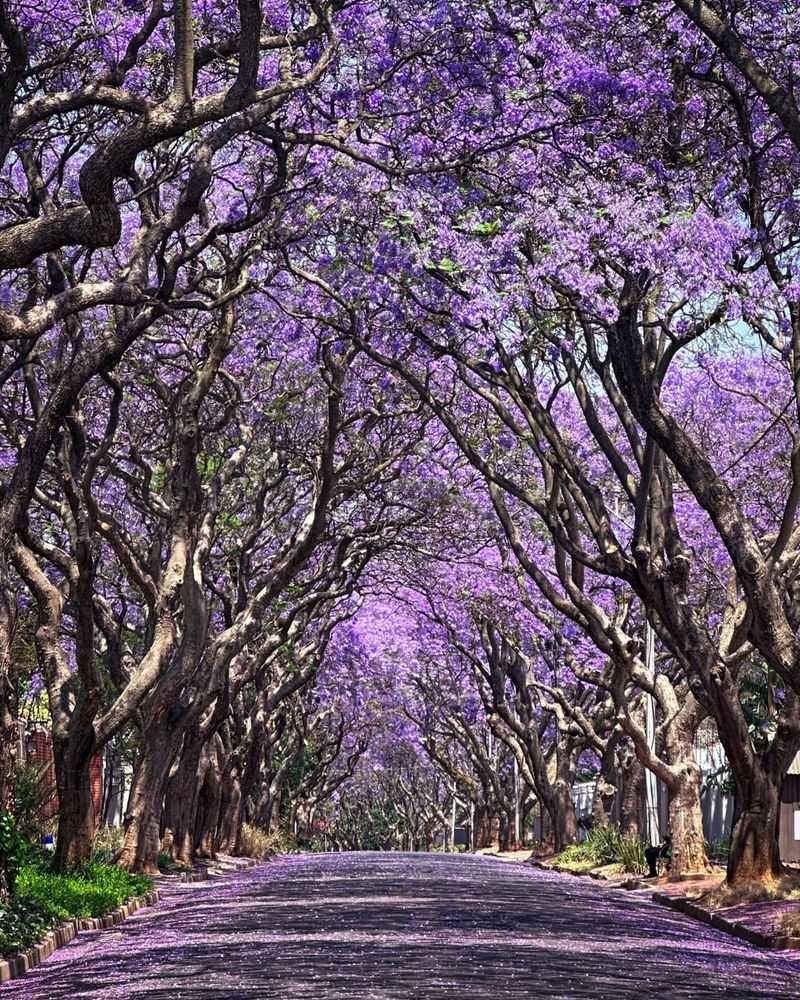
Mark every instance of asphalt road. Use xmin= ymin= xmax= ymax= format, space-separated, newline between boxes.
xmin=4 ymin=851 xmax=800 ymax=998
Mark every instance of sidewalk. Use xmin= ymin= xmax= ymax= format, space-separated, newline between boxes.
xmin=516 ymin=853 xmax=800 ymax=950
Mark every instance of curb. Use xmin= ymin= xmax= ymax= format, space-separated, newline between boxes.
xmin=177 ymin=868 xmax=210 ymax=884
xmin=651 ymin=891 xmax=800 ymax=951
xmin=0 ymin=856 xmax=263 ymax=985
xmin=160 ymin=854 xmax=260 ymax=886
xmin=530 ymin=860 xmax=624 ymax=883
xmin=531 ymin=860 xmax=800 ymax=951
xmin=0 ymin=889 xmax=160 ymax=984
xmin=185 ymin=856 xmax=260 ymax=881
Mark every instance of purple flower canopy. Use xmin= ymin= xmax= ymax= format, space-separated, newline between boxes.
xmin=0 ymin=0 xmax=799 ymax=883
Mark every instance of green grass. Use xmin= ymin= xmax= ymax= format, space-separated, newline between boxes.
xmin=553 ymin=826 xmax=647 ymax=875
xmin=617 ymin=833 xmax=648 ymax=875
xmin=2 ymin=858 xmax=151 ymax=958
xmin=15 ymin=860 xmax=153 ymax=924
xmin=156 ymin=851 xmax=191 ymax=873
xmin=552 ymin=848 xmax=600 ymax=873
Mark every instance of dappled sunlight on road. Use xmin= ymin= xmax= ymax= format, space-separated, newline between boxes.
xmin=3 ymin=853 xmax=799 ymax=999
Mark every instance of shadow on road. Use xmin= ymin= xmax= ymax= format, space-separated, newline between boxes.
xmin=3 ymin=852 xmax=799 ymax=999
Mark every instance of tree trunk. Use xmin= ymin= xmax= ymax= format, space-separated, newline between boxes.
xmin=591 ymin=775 xmax=616 ymax=830
xmin=499 ymin=812 xmax=511 ymax=851
xmin=117 ymin=722 xmax=177 ymax=873
xmin=592 ymin=738 xmax=619 ymax=829
xmin=667 ymin=760 xmax=709 ymax=876
xmin=166 ymin=733 xmax=206 ymax=866
xmin=53 ymin=728 xmax=97 ymax=869
xmin=471 ymin=804 xmax=486 ymax=848
xmin=233 ymin=714 xmax=268 ymax=850
xmin=726 ymin=772 xmax=782 ymax=887
xmin=626 ymin=686 xmax=709 ymax=875
xmin=619 ymin=748 xmax=646 ymax=837
xmin=0 ymin=586 xmax=17 ymax=901
xmin=102 ymin=741 xmax=126 ymax=827
xmin=548 ymin=732 xmax=579 ymax=852
xmin=473 ymin=807 xmax=500 ymax=849
xmin=550 ymin=780 xmax=578 ymax=853
xmin=216 ymin=764 xmax=241 ymax=855
xmin=268 ymin=786 xmax=282 ymax=834
xmin=0 ymin=699 xmax=16 ymax=819
xmin=254 ymin=782 xmax=274 ymax=829
xmin=194 ymin=738 xmax=223 ymax=858
xmin=537 ymin=797 xmax=552 ymax=847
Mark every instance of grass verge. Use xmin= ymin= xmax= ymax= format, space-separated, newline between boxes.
xmin=552 ymin=826 xmax=647 ymax=876
xmin=1 ymin=859 xmax=153 ymax=958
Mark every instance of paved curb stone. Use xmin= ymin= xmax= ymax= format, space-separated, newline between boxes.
xmin=0 ymin=889 xmax=160 ymax=984
xmin=651 ymin=891 xmax=800 ymax=951
xmin=0 ymin=856 xmax=261 ymax=984
xmin=528 ymin=858 xmax=800 ymax=952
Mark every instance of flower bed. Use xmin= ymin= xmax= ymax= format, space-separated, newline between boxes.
xmin=1 ymin=860 xmax=153 ymax=958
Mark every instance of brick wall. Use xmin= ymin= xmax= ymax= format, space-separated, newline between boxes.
xmin=25 ymin=729 xmax=58 ymax=819
xmin=23 ymin=728 xmax=103 ymax=821
xmin=90 ymin=752 xmax=103 ymax=818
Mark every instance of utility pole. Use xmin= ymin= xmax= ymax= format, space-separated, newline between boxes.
xmin=644 ymin=619 xmax=660 ymax=846
xmin=643 ymin=479 xmax=662 ymax=848
xmin=450 ymin=782 xmax=457 ymax=852
xmin=512 ymin=700 xmax=521 ymax=847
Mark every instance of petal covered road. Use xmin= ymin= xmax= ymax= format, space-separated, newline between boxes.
xmin=3 ymin=852 xmax=800 ymax=999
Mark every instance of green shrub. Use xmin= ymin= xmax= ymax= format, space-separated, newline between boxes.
xmin=706 ymin=836 xmax=730 ymax=862
xmin=553 ymin=840 xmax=597 ymax=871
xmin=92 ymin=825 xmax=124 ymax=862
xmin=238 ymin=824 xmax=295 ymax=859
xmin=156 ymin=852 xmax=190 ymax=873
xmin=238 ymin=824 xmax=271 ymax=859
xmin=0 ymin=854 xmax=153 ymax=957
xmin=554 ymin=838 xmax=604 ymax=871
xmin=554 ymin=825 xmax=647 ymax=873
xmin=0 ymin=897 xmax=53 ymax=958
xmin=16 ymin=861 xmax=152 ymax=922
xmin=618 ymin=834 xmax=648 ymax=875
xmin=13 ymin=762 xmax=57 ymax=843
xmin=585 ymin=825 xmax=624 ymax=865
xmin=555 ymin=825 xmax=623 ymax=869
xmin=0 ymin=811 xmax=29 ymax=896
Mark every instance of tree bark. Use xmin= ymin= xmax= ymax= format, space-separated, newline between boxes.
xmin=0 ymin=581 xmax=17 ymax=902
xmin=216 ymin=762 xmax=242 ymax=855
xmin=472 ymin=806 xmax=501 ymax=849
xmin=267 ymin=786 xmax=282 ymax=835
xmin=591 ymin=738 xmax=619 ymax=829
xmin=165 ymin=732 xmax=206 ymax=866
xmin=542 ymin=781 xmax=578 ymax=854
xmin=726 ymin=772 xmax=783 ymax=886
xmin=619 ymin=747 xmax=646 ymax=837
xmin=194 ymin=736 xmax=223 ymax=858
xmin=102 ymin=741 xmax=125 ymax=827
xmin=666 ymin=759 xmax=708 ymax=876
xmin=117 ymin=718 xmax=178 ymax=873
xmin=554 ymin=738 xmax=579 ymax=850
xmin=52 ymin=720 xmax=98 ymax=869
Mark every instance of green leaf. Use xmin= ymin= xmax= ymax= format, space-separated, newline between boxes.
xmin=473 ymin=220 xmax=502 ymax=238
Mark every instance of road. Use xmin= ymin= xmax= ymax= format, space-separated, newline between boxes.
xmin=4 ymin=852 xmax=800 ymax=998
